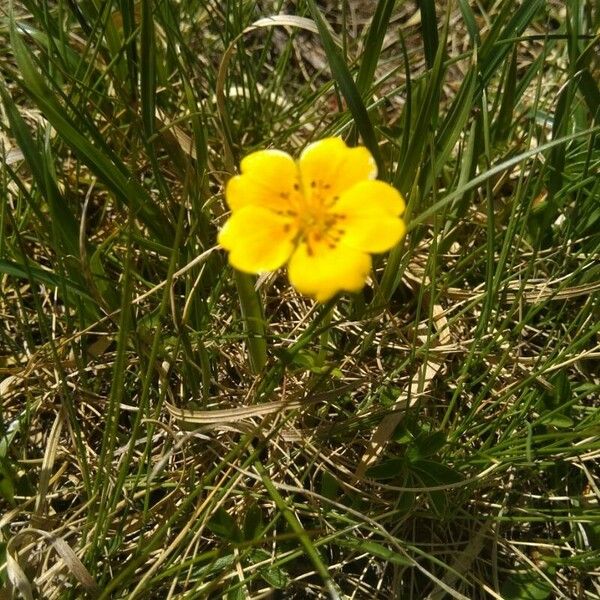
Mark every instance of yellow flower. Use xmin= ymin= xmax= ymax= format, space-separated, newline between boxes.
xmin=218 ymin=137 xmax=406 ymax=302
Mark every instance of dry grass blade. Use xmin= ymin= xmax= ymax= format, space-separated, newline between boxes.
xmin=5 ymin=539 xmax=33 ymax=600
xmin=7 ymin=530 xmax=99 ymax=598
xmin=165 ymin=398 xmax=306 ymax=425
xmin=33 ymin=412 xmax=63 ymax=522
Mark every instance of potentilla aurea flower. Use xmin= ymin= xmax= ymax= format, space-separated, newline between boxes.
xmin=218 ymin=137 xmax=406 ymax=302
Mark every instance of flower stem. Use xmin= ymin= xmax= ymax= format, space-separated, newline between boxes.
xmin=234 ymin=270 xmax=267 ymax=373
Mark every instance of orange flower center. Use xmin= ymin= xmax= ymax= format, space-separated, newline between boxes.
xmin=276 ymin=177 xmax=348 ymax=254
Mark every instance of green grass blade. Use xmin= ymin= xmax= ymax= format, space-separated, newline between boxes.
xmin=493 ymin=47 xmax=518 ymax=144
xmin=0 ymin=81 xmax=79 ymax=255
xmin=306 ymin=0 xmax=383 ymax=174
xmin=355 ymin=0 xmax=396 ymax=96
xmin=8 ymin=17 xmax=173 ymax=244
xmin=417 ymin=0 xmax=439 ymax=69
xmin=479 ymin=0 xmax=544 ymax=86
xmin=140 ymin=0 xmax=156 ymax=138
xmin=457 ymin=0 xmax=480 ymax=46
xmin=0 ymin=258 xmax=94 ymax=302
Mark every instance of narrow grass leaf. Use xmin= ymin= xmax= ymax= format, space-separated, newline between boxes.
xmin=457 ymin=0 xmax=480 ymax=46
xmin=479 ymin=0 xmax=544 ymax=87
xmin=306 ymin=0 xmax=383 ymax=174
xmin=0 ymin=82 xmax=79 ymax=256
xmin=493 ymin=48 xmax=518 ymax=144
xmin=417 ymin=0 xmax=439 ymax=69
xmin=355 ymin=0 xmax=396 ymax=96
xmin=8 ymin=18 xmax=172 ymax=244
xmin=0 ymin=259 xmax=94 ymax=302
xmin=140 ymin=0 xmax=156 ymax=138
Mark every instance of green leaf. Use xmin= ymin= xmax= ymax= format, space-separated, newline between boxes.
xmin=0 ymin=259 xmax=94 ymax=303
xmin=366 ymin=458 xmax=405 ymax=480
xmin=479 ymin=0 xmax=544 ymax=87
xmin=206 ymin=507 xmax=242 ymax=543
xmin=548 ymin=80 xmax=574 ymax=197
xmin=118 ymin=0 xmax=139 ymax=99
xmin=501 ymin=569 xmax=554 ymax=600
xmin=227 ymin=585 xmax=246 ymax=600
xmin=249 ymin=549 xmax=290 ymax=588
xmin=394 ymin=10 xmax=448 ymax=194
xmin=493 ymin=48 xmax=518 ymax=144
xmin=259 ymin=565 xmax=289 ymax=589
xmin=140 ymin=0 xmax=156 ymax=138
xmin=542 ymin=415 xmax=574 ymax=429
xmin=407 ymin=431 xmax=447 ymax=462
xmin=410 ymin=459 xmax=462 ymax=486
xmin=457 ymin=0 xmax=480 ymax=46
xmin=319 ymin=470 xmax=339 ymax=500
xmin=88 ymin=243 xmax=120 ymax=310
xmin=0 ymin=457 xmax=16 ymax=504
xmin=243 ymin=502 xmax=263 ymax=541
xmin=0 ymin=81 xmax=79 ymax=256
xmin=421 ymin=62 xmax=477 ymax=196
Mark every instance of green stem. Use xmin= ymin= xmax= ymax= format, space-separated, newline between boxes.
xmin=234 ymin=270 xmax=267 ymax=373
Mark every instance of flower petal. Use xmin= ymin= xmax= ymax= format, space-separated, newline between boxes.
xmin=334 ymin=180 xmax=405 ymax=216
xmin=226 ymin=149 xmax=301 ymax=213
xmin=218 ymin=206 xmax=298 ymax=273
xmin=333 ymin=180 xmax=406 ymax=253
xmin=288 ymin=242 xmax=372 ymax=302
xmin=298 ymin=137 xmax=377 ymax=201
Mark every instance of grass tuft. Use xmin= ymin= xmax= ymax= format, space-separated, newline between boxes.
xmin=1 ymin=1 xmax=599 ymax=598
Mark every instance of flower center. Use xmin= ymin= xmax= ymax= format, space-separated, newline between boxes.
xmin=277 ymin=178 xmax=346 ymax=255
xmin=299 ymin=205 xmax=345 ymax=256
